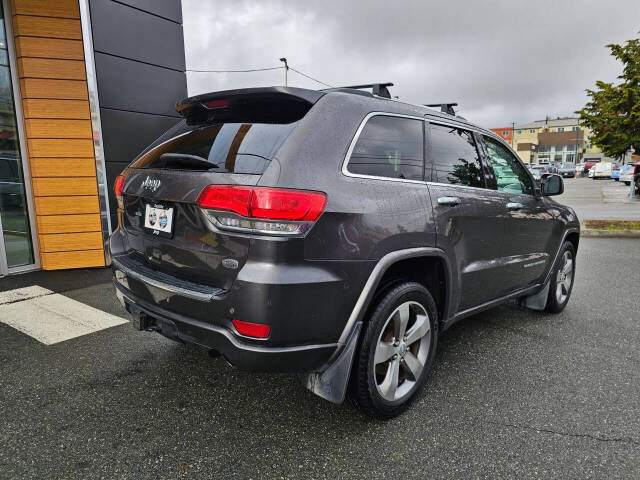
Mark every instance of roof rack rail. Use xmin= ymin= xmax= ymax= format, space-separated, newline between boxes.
xmin=339 ymin=82 xmax=394 ymax=99
xmin=424 ymin=103 xmax=458 ymax=116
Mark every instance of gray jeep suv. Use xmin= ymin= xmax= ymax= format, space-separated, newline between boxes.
xmin=109 ymin=86 xmax=579 ymax=418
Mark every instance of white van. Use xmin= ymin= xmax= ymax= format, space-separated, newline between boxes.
xmin=593 ymin=162 xmax=612 ymax=179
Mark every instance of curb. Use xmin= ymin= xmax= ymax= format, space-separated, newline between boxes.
xmin=580 ymin=220 xmax=640 ymax=238
xmin=581 ymin=229 xmax=640 ymax=238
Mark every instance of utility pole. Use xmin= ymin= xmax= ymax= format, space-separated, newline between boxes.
xmin=279 ymin=57 xmax=288 ymax=86
xmin=575 ymin=120 xmax=580 ymax=164
xmin=511 ymin=122 xmax=515 ymax=149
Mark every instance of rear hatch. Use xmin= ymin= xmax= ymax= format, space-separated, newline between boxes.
xmin=116 ymin=87 xmax=324 ymax=291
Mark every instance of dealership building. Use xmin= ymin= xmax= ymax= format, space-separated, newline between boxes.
xmin=0 ymin=0 xmax=186 ymax=276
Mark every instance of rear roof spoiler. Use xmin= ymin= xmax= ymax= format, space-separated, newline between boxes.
xmin=175 ymin=86 xmax=325 ymax=124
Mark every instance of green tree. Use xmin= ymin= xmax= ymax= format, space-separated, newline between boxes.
xmin=577 ymin=35 xmax=640 ymax=160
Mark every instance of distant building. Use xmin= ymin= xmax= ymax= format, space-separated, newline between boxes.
xmin=490 ymin=127 xmax=513 ymax=144
xmin=493 ymin=117 xmax=616 ymax=165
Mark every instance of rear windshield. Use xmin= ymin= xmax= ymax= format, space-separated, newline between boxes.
xmin=130 ymin=122 xmax=298 ymax=174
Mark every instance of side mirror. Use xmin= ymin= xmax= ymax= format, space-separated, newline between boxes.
xmin=541 ymin=173 xmax=564 ymax=196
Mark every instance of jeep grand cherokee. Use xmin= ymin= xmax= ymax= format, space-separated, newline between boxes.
xmin=109 ymin=86 xmax=579 ymax=418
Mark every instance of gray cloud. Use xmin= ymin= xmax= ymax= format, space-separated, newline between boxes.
xmin=183 ymin=0 xmax=640 ymax=127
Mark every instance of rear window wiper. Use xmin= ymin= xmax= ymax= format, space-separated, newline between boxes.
xmin=156 ymin=153 xmax=226 ymax=171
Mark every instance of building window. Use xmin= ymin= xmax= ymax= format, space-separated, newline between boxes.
xmin=516 ymin=130 xmax=522 ymax=134
xmin=565 ymin=153 xmax=576 ymax=162
xmin=566 ymin=144 xmax=576 ymax=151
xmin=530 ymin=129 xmax=536 ymax=133
xmin=557 ymin=127 xmax=565 ymax=132
xmin=502 ymin=131 xmax=509 ymax=136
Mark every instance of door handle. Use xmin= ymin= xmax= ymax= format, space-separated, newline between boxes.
xmin=437 ymin=196 xmax=461 ymax=206
xmin=506 ymin=202 xmax=524 ymax=211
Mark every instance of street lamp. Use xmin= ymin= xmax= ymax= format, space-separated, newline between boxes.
xmin=279 ymin=57 xmax=288 ymax=86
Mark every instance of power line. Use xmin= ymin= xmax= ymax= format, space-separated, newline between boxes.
xmin=184 ymin=62 xmax=335 ymax=89
xmin=186 ymin=66 xmax=283 ymax=73
xmin=289 ymin=67 xmax=333 ymax=88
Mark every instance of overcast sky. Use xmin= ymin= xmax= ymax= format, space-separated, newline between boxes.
xmin=182 ymin=0 xmax=640 ymax=128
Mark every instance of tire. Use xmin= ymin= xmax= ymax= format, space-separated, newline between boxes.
xmin=350 ymin=282 xmax=438 ymax=419
xmin=624 ymin=181 xmax=630 ymax=186
xmin=615 ymin=178 xmax=619 ymax=182
xmin=545 ymin=241 xmax=576 ymax=313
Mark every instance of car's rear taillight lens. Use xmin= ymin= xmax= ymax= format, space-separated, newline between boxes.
xmin=114 ymin=175 xmax=125 ymax=208
xmin=232 ymin=319 xmax=271 ymax=338
xmin=197 ymin=185 xmax=327 ymax=236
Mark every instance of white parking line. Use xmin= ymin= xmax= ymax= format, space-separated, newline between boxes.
xmin=0 ymin=288 xmax=128 ymax=345
xmin=0 ymin=285 xmax=53 ymax=305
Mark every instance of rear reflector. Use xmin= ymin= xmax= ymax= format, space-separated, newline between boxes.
xmin=197 ymin=186 xmax=326 ymax=221
xmin=232 ymin=319 xmax=270 ymax=338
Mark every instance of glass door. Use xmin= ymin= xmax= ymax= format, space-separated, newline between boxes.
xmin=0 ymin=2 xmax=35 ymax=274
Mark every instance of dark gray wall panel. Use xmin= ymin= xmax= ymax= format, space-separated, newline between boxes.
xmin=90 ymin=0 xmax=185 ymax=70
xmin=95 ymin=52 xmax=186 ymax=116
xmin=101 ymin=108 xmax=180 ymax=165
xmin=113 ymin=0 xmax=182 ymax=23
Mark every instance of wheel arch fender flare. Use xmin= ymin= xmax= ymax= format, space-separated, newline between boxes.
xmin=305 ymin=247 xmax=454 ymax=404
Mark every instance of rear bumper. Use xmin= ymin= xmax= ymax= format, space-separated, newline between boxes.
xmin=114 ymin=281 xmax=337 ymax=372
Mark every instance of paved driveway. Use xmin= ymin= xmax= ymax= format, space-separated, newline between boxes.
xmin=1 ymin=238 xmax=639 ymax=479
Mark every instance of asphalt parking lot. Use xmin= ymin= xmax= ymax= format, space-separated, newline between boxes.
xmin=557 ymin=176 xmax=640 ymax=220
xmin=1 ymin=236 xmax=639 ymax=479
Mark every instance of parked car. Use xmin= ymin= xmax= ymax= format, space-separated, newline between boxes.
xmin=611 ymin=164 xmax=621 ymax=181
xmin=538 ymin=162 xmax=555 ymax=173
xmin=575 ymin=162 xmax=586 ymax=174
xmin=592 ymin=161 xmax=613 ymax=179
xmin=633 ymin=162 xmax=640 ymax=195
xmin=588 ymin=165 xmax=595 ymax=178
xmin=109 ymin=86 xmax=580 ymax=418
xmin=620 ymin=164 xmax=635 ymax=185
xmin=557 ymin=162 xmax=576 ymax=178
xmin=529 ymin=165 xmax=549 ymax=180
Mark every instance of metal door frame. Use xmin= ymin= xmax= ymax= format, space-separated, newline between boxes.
xmin=0 ymin=0 xmax=41 ymax=276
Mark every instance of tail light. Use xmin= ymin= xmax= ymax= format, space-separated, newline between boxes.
xmin=114 ymin=175 xmax=125 ymax=209
xmin=197 ymin=185 xmax=326 ymax=236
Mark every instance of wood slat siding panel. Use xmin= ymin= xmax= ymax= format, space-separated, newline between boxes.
xmin=25 ymin=119 xmax=92 ymax=138
xmin=41 ymin=250 xmax=105 ymax=270
xmin=28 ymin=138 xmax=94 ymax=157
xmin=32 ymin=177 xmax=98 ymax=197
xmin=10 ymin=0 xmax=80 ymax=18
xmin=22 ymin=99 xmax=90 ymax=119
xmin=37 ymin=214 xmax=102 ymax=234
xmin=13 ymin=16 xmax=82 ymax=39
xmin=34 ymin=196 xmax=100 ymax=215
xmin=39 ymin=231 xmax=103 ymax=252
xmin=30 ymin=158 xmax=96 ymax=177
xmin=13 ymin=0 xmax=104 ymax=270
xmin=15 ymin=37 xmax=84 ymax=60
xmin=20 ymin=78 xmax=88 ymax=100
xmin=18 ymin=58 xmax=86 ymax=80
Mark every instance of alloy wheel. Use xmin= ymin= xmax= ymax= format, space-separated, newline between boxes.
xmin=373 ymin=301 xmax=431 ymax=402
xmin=555 ymin=250 xmax=574 ymax=304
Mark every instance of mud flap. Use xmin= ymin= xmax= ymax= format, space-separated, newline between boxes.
xmin=519 ymin=280 xmax=550 ymax=311
xmin=305 ymin=322 xmax=362 ymax=404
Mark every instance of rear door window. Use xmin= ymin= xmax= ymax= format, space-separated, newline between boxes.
xmin=347 ymin=115 xmax=424 ymax=181
xmin=130 ymin=122 xmax=298 ymax=174
xmin=429 ymin=123 xmax=484 ymax=188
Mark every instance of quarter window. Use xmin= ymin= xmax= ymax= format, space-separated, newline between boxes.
xmin=483 ymin=136 xmax=534 ymax=195
xmin=347 ymin=116 xmax=424 ymax=180
xmin=429 ymin=124 xmax=484 ymax=188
